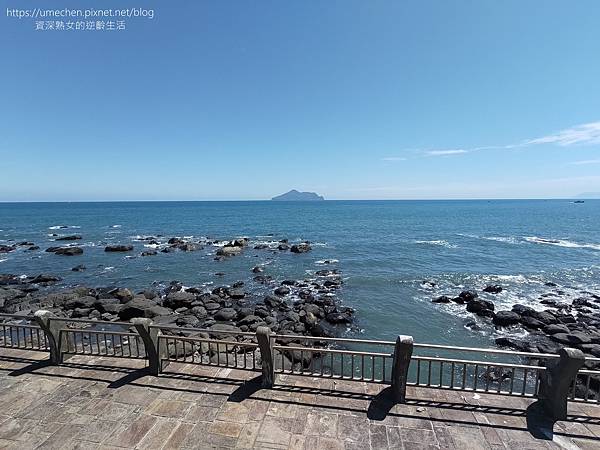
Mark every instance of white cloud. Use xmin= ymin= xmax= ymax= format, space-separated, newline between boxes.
xmin=413 ymin=120 xmax=600 ymax=158
xmin=568 ymin=159 xmax=600 ymax=165
xmin=381 ymin=156 xmax=407 ymax=161
xmin=525 ymin=121 xmax=600 ymax=146
xmin=426 ymin=149 xmax=468 ymax=156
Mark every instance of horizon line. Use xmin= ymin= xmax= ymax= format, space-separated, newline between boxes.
xmin=0 ymin=197 xmax=596 ymax=204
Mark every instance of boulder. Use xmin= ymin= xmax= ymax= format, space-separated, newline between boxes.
xmin=551 ymin=332 xmax=592 ymax=346
xmin=432 ymin=295 xmax=451 ymax=304
xmin=466 ymin=299 xmax=495 ymax=315
xmin=55 ymin=235 xmax=82 ymax=241
xmin=483 ymin=285 xmax=503 ymax=294
xmin=28 ymin=274 xmax=61 ymax=284
xmin=290 ymin=243 xmax=311 ymax=254
xmin=492 ymin=311 xmax=521 ymax=327
xmin=214 ymin=308 xmax=238 ymax=321
xmin=110 ymin=288 xmax=134 ymax=303
xmin=71 ymin=265 xmax=86 ymax=272
xmin=458 ymin=290 xmax=478 ymax=302
xmin=141 ymin=251 xmax=157 ymax=257
xmin=252 ymin=266 xmax=264 ymax=273
xmin=54 ymin=247 xmax=83 ymax=256
xmin=274 ymin=286 xmax=290 ymax=297
xmin=216 ymin=246 xmax=242 ymax=257
xmin=164 ymin=291 xmax=196 ymax=309
xmin=105 ymin=245 xmax=133 ymax=252
xmin=543 ymin=324 xmax=570 ymax=335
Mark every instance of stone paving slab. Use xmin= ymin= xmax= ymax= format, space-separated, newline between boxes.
xmin=0 ymin=349 xmax=598 ymax=449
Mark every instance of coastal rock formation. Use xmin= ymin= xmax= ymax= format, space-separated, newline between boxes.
xmin=105 ymin=245 xmax=134 ymax=252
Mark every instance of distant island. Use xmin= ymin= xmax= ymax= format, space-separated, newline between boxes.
xmin=271 ymin=189 xmax=325 ymax=201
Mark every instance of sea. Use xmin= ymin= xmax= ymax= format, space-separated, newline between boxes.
xmin=1 ymin=200 xmax=599 ymax=349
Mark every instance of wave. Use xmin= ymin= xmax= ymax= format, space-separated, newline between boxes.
xmin=524 ymin=236 xmax=600 ymax=251
xmin=315 ymin=259 xmax=339 ymax=265
xmin=0 ymin=258 xmax=7 ymax=263
xmin=414 ymin=240 xmax=458 ymax=249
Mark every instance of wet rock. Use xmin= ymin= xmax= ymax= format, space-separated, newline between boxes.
xmin=495 ymin=337 xmax=532 ymax=352
xmin=214 ymin=308 xmax=237 ymax=321
xmin=483 ymin=285 xmax=503 ymax=294
xmin=520 ymin=316 xmax=544 ymax=330
xmin=252 ymin=266 xmax=264 ymax=273
xmin=141 ymin=250 xmax=157 ymax=257
xmin=105 ymin=245 xmax=133 ymax=252
xmin=0 ymin=245 xmax=16 ymax=253
xmin=53 ymin=247 xmax=83 ymax=256
xmin=290 ymin=243 xmax=311 ymax=254
xmin=164 ymin=291 xmax=196 ymax=309
xmin=110 ymin=288 xmax=134 ymax=303
xmin=277 ymin=243 xmax=290 ymax=251
xmin=274 ymin=286 xmax=290 ymax=297
xmin=573 ymin=298 xmax=599 ymax=309
xmin=28 ymin=274 xmax=61 ymax=284
xmin=492 ymin=311 xmax=521 ymax=327
xmin=71 ymin=265 xmax=86 ymax=272
xmin=216 ymin=246 xmax=242 ymax=257
xmin=55 ymin=235 xmax=82 ymax=241
xmin=432 ymin=295 xmax=451 ymax=304
xmin=551 ymin=332 xmax=592 ymax=346
xmin=458 ymin=290 xmax=478 ymax=302
xmin=580 ymin=344 xmax=600 ymax=357
xmin=466 ymin=299 xmax=495 ymax=315
xmin=543 ymin=324 xmax=570 ymax=335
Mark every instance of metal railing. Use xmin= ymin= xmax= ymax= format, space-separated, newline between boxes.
xmin=0 ymin=311 xmax=598 ymax=410
xmin=272 ymin=334 xmax=394 ymax=384
xmin=0 ymin=313 xmax=49 ymax=351
xmin=151 ymin=325 xmax=261 ymax=371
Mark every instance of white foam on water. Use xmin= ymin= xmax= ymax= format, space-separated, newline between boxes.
xmin=0 ymin=259 xmax=7 ymax=263
xmin=524 ymin=236 xmax=600 ymax=251
xmin=48 ymin=225 xmax=67 ymax=230
xmin=315 ymin=259 xmax=339 ymax=265
xmin=482 ymin=236 xmax=520 ymax=244
xmin=110 ymin=225 xmax=122 ymax=228
xmin=414 ymin=240 xmax=458 ymax=249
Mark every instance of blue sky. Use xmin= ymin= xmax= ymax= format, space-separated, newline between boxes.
xmin=1 ymin=0 xmax=600 ymax=201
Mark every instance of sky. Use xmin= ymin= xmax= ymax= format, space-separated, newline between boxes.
xmin=1 ymin=0 xmax=600 ymax=201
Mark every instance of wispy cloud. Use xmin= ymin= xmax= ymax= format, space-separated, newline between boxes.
xmin=381 ymin=156 xmax=407 ymax=161
xmin=382 ymin=120 xmax=600 ymax=160
xmin=569 ymin=159 xmax=600 ymax=165
xmin=426 ymin=149 xmax=468 ymax=156
xmin=525 ymin=122 xmax=600 ymax=146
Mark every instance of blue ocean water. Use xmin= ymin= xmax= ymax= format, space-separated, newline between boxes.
xmin=1 ymin=200 xmax=599 ymax=348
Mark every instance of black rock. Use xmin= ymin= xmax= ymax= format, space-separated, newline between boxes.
xmin=105 ymin=245 xmax=133 ymax=252
xmin=432 ymin=295 xmax=451 ymax=304
xmin=55 ymin=235 xmax=82 ymax=241
xmin=466 ymin=299 xmax=495 ymax=315
xmin=542 ymin=324 xmax=570 ymax=335
xmin=141 ymin=250 xmax=157 ymax=257
xmin=55 ymin=247 xmax=83 ymax=256
xmin=458 ymin=290 xmax=478 ymax=302
xmin=290 ymin=243 xmax=311 ymax=254
xmin=71 ymin=265 xmax=86 ymax=272
xmin=492 ymin=311 xmax=521 ymax=327
xmin=274 ymin=286 xmax=290 ymax=297
xmin=483 ymin=285 xmax=503 ymax=294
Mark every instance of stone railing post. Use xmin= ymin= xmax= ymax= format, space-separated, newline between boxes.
xmin=391 ymin=335 xmax=413 ymax=403
xmin=33 ymin=310 xmax=72 ymax=365
xmin=538 ymin=347 xmax=585 ymax=420
xmin=256 ymin=326 xmax=275 ymax=388
xmin=131 ymin=318 xmax=168 ymax=375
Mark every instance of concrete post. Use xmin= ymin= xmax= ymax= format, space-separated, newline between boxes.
xmin=256 ymin=326 xmax=275 ymax=388
xmin=33 ymin=310 xmax=72 ymax=365
xmin=131 ymin=318 xmax=168 ymax=375
xmin=539 ymin=347 xmax=585 ymax=420
xmin=391 ymin=335 xmax=413 ymax=403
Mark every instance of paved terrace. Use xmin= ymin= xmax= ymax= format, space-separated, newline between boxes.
xmin=0 ymin=349 xmax=598 ymax=450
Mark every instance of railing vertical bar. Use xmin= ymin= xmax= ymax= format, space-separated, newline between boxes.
xmin=450 ymin=362 xmax=455 ymax=388
xmin=521 ymin=369 xmax=528 ymax=396
xmin=439 ymin=361 xmax=444 ymax=387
